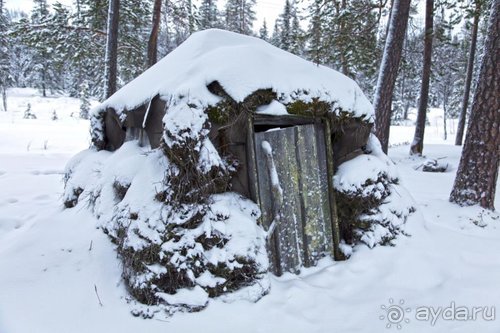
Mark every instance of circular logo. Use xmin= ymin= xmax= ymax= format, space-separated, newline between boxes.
xmin=380 ymin=298 xmax=411 ymax=329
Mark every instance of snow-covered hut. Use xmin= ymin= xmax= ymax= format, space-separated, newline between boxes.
xmin=64 ymin=29 xmax=413 ymax=313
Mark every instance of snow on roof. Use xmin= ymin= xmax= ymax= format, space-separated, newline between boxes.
xmin=98 ymin=29 xmax=374 ymax=120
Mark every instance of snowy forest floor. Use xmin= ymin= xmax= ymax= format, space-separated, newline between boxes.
xmin=0 ymin=88 xmax=499 ymax=333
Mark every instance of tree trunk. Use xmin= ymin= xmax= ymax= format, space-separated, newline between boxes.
xmin=403 ymin=101 xmax=409 ymax=120
xmin=372 ymin=0 xmax=412 ymax=154
xmin=455 ymin=0 xmax=481 ymax=146
xmin=104 ymin=0 xmax=120 ymax=99
xmin=147 ymin=0 xmax=162 ymax=68
xmin=41 ymin=66 xmax=46 ymax=97
xmin=1 ymin=86 xmax=6 ymax=112
xmin=443 ymin=105 xmax=447 ymax=140
xmin=409 ymin=0 xmax=434 ymax=155
xmin=449 ymin=0 xmax=499 ymax=210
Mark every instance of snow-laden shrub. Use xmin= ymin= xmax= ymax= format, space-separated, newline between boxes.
xmin=63 ymin=101 xmax=269 ymax=316
xmin=334 ymin=134 xmax=415 ymax=252
xmin=90 ymin=109 xmax=106 ymax=150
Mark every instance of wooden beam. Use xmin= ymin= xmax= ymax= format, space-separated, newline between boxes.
xmin=324 ymin=119 xmax=343 ymax=260
xmin=246 ymin=116 xmax=261 ymax=208
xmin=253 ymin=114 xmax=316 ymax=127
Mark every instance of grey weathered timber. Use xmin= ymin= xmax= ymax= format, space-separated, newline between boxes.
xmin=255 ymin=123 xmax=335 ymax=274
xmin=104 ymin=108 xmax=125 ymax=150
xmin=246 ymin=116 xmax=260 ymax=205
xmin=105 ymin=96 xmax=166 ymax=151
xmin=255 ymin=127 xmax=303 ymax=273
xmin=296 ymin=125 xmax=334 ymax=265
xmin=144 ymin=96 xmax=166 ymax=148
xmin=254 ymin=114 xmax=315 ymax=127
xmin=324 ymin=120 xmax=342 ymax=260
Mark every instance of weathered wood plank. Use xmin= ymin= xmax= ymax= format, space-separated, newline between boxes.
xmin=315 ymin=124 xmax=335 ymax=255
xmin=246 ymin=116 xmax=260 ymax=205
xmin=255 ymin=122 xmax=339 ymax=274
xmin=254 ymin=114 xmax=315 ymax=127
xmin=295 ymin=124 xmax=334 ymax=266
xmin=272 ymin=128 xmax=304 ymax=273
xmin=254 ymin=132 xmax=281 ymax=274
xmin=324 ymin=120 xmax=342 ymax=260
xmin=255 ymin=128 xmax=305 ymax=274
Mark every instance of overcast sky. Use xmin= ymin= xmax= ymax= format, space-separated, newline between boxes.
xmin=4 ymin=0 xmax=286 ymax=31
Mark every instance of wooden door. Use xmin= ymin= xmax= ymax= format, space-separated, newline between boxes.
xmin=254 ymin=123 xmax=334 ymax=275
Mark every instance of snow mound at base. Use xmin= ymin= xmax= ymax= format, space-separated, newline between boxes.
xmin=63 ymin=142 xmax=269 ymax=315
xmin=334 ymin=134 xmax=415 ymax=251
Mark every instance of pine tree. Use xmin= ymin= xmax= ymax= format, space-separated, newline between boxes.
xmin=259 ymin=19 xmax=269 ymax=41
xmin=373 ymin=0 xmax=412 ymax=153
xmin=279 ymin=0 xmax=292 ymax=51
xmin=25 ymin=0 xmax=51 ymax=97
xmin=164 ymin=0 xmax=197 ymax=53
xmin=199 ymin=0 xmax=219 ymax=30
xmin=47 ymin=3 xmax=73 ymax=92
xmin=8 ymin=11 xmax=32 ymax=89
xmin=79 ymin=81 xmax=91 ymax=119
xmin=455 ymin=0 xmax=482 ymax=146
xmin=393 ymin=19 xmax=422 ymax=124
xmin=224 ymin=0 xmax=256 ymax=35
xmin=118 ymin=0 xmax=150 ymax=84
xmin=410 ymin=0 xmax=435 ymax=155
xmin=306 ymin=0 xmax=327 ymax=65
xmin=80 ymin=0 xmax=108 ymax=31
xmin=0 ymin=0 xmax=10 ymax=111
xmin=450 ymin=0 xmax=499 ymax=209
xmin=305 ymin=0 xmax=383 ymax=89
xmin=66 ymin=0 xmax=107 ymax=97
xmin=147 ymin=0 xmax=162 ymax=67
xmin=275 ymin=0 xmax=304 ymax=55
xmin=270 ymin=19 xmax=281 ymax=47
xmin=104 ymin=0 xmax=120 ymax=99
xmin=289 ymin=12 xmax=305 ymax=56
xmin=432 ymin=21 xmax=464 ymax=140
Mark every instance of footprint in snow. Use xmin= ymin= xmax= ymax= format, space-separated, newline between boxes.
xmin=31 ymin=170 xmax=63 ymax=176
xmin=34 ymin=194 xmax=50 ymax=201
xmin=0 ymin=217 xmax=23 ymax=231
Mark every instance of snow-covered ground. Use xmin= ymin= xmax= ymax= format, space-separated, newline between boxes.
xmin=0 ymin=88 xmax=499 ymax=333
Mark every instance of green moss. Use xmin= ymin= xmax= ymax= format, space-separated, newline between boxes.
xmin=242 ymin=89 xmax=276 ymax=109
xmin=206 ymin=103 xmax=232 ymax=125
xmin=330 ymin=111 xmax=372 ymax=132
xmin=286 ymin=99 xmax=331 ymax=117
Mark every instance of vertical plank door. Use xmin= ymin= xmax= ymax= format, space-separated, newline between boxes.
xmin=254 ymin=124 xmax=334 ymax=275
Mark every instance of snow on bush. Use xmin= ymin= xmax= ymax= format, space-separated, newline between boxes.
xmin=63 ymin=121 xmax=269 ymax=316
xmin=334 ymin=134 xmax=415 ymax=251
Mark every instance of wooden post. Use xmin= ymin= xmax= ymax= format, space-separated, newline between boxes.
xmin=324 ymin=119 xmax=343 ymax=260
xmin=246 ymin=115 xmax=261 ymax=214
